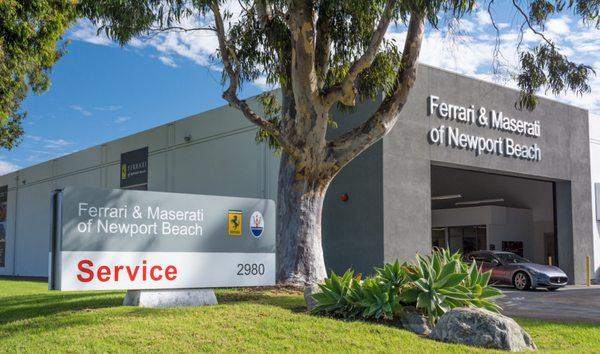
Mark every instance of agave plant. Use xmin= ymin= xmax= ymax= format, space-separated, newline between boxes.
xmin=462 ymin=259 xmax=503 ymax=312
xmin=311 ymin=249 xmax=503 ymax=325
xmin=400 ymin=253 xmax=468 ymax=323
xmin=400 ymin=249 xmax=502 ymax=324
xmin=312 ymin=269 xmax=403 ymax=320
xmin=374 ymin=260 xmax=407 ymax=290
xmin=349 ymin=277 xmax=402 ymax=320
xmin=311 ymin=270 xmax=357 ymax=317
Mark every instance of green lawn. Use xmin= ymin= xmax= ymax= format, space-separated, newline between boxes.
xmin=0 ymin=279 xmax=599 ymax=353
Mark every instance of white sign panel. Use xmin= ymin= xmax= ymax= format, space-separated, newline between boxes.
xmin=50 ymin=186 xmax=276 ymax=291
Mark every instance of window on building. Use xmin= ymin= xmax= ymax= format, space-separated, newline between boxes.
xmin=436 ymin=225 xmax=487 ymax=254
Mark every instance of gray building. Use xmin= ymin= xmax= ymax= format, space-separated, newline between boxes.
xmin=0 ymin=65 xmax=598 ymax=285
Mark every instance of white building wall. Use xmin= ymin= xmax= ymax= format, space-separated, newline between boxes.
xmin=589 ymin=112 xmax=600 ymax=281
xmin=432 ymin=206 xmax=536 ymax=261
xmin=0 ymin=102 xmax=279 ymax=277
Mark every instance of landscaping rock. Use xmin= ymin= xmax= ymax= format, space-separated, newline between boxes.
xmin=430 ymin=307 xmax=536 ymax=351
xmin=304 ymin=283 xmax=322 ymax=311
xmin=398 ymin=306 xmax=431 ymax=335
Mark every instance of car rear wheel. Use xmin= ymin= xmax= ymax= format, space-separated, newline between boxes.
xmin=513 ymin=271 xmax=531 ymax=290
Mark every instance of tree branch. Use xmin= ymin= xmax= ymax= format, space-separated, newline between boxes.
xmin=210 ymin=2 xmax=299 ymax=160
xmin=148 ymin=25 xmax=215 ymax=33
xmin=322 ymin=0 xmax=397 ymax=107
xmin=287 ymin=0 xmax=319 ymax=102
xmin=511 ymin=0 xmax=555 ymax=49
xmin=326 ymin=13 xmax=425 ymax=173
xmin=254 ymin=0 xmax=296 ymax=139
xmin=315 ymin=1 xmax=332 ymax=90
xmin=255 ymin=0 xmax=272 ymax=25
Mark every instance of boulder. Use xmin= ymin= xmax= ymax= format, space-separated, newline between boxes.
xmin=304 ymin=283 xmax=322 ymax=311
xmin=398 ymin=306 xmax=431 ymax=335
xmin=430 ymin=307 xmax=536 ymax=351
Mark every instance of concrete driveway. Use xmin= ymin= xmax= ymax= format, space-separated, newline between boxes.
xmin=496 ymin=285 xmax=600 ymax=323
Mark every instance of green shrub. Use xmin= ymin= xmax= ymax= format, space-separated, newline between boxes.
xmin=311 ymin=248 xmax=502 ymax=325
xmin=311 ymin=270 xmax=358 ymax=318
xmin=401 ymin=248 xmax=502 ymax=324
xmin=350 ymin=277 xmax=402 ymax=320
xmin=312 ymin=271 xmax=400 ymax=320
xmin=374 ymin=260 xmax=407 ymax=290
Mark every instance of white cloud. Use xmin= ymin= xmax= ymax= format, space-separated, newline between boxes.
xmin=69 ymin=16 xmax=219 ymax=69
xmin=44 ymin=138 xmax=74 ymax=149
xmin=0 ymin=160 xmax=19 ymax=175
xmin=70 ymin=20 xmax=114 ymax=46
xmin=475 ymin=9 xmax=492 ymax=26
xmin=68 ymin=0 xmax=250 ymax=70
xmin=26 ymin=134 xmax=42 ymax=142
xmin=546 ymin=17 xmax=571 ymax=36
xmin=114 ymin=116 xmax=131 ymax=124
xmin=70 ymin=105 xmax=92 ymax=117
xmin=25 ymin=135 xmax=75 ymax=150
xmin=158 ymin=56 xmax=177 ymax=67
xmin=387 ymin=14 xmax=600 ymax=112
xmin=94 ymin=105 xmax=122 ymax=111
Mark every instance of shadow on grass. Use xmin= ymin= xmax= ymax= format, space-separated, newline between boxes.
xmin=0 ymin=288 xmax=305 ymax=327
xmin=216 ymin=289 xmax=307 ymax=313
xmin=216 ymin=289 xmax=417 ymax=332
xmin=0 ymin=291 xmax=124 ymax=326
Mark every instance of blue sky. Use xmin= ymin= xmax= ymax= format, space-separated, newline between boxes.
xmin=0 ymin=38 xmax=263 ymax=173
xmin=1 ymin=3 xmax=599 ymax=174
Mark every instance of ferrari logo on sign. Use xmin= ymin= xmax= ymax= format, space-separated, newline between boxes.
xmin=228 ymin=210 xmax=242 ymax=236
xmin=121 ymin=164 xmax=127 ymax=180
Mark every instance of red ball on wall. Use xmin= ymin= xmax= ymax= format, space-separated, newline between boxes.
xmin=340 ymin=193 xmax=349 ymax=202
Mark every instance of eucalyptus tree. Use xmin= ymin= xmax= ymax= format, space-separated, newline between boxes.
xmin=0 ymin=0 xmax=76 ymax=149
xmin=79 ymin=0 xmax=598 ymax=285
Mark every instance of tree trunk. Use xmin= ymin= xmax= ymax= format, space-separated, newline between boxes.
xmin=276 ymin=151 xmax=329 ymax=285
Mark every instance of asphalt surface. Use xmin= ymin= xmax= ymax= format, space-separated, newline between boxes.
xmin=496 ymin=285 xmax=600 ymax=323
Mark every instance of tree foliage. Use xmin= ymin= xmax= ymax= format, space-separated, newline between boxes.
xmin=78 ymin=1 xmax=599 ymax=156
xmin=0 ymin=0 xmax=76 ymax=149
xmin=505 ymin=0 xmax=598 ymax=109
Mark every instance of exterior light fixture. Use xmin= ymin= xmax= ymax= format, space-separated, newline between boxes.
xmin=340 ymin=193 xmax=349 ymax=202
xmin=455 ymin=198 xmax=504 ymax=206
xmin=431 ymin=194 xmax=462 ymax=201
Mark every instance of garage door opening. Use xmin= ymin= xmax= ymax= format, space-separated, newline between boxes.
xmin=431 ymin=165 xmax=558 ymax=266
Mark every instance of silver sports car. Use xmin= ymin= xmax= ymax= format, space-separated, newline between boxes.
xmin=465 ymin=250 xmax=568 ymax=291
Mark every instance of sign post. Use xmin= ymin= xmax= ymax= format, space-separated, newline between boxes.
xmin=50 ymin=186 xmax=275 ymax=307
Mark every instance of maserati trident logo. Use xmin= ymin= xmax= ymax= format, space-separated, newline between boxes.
xmin=249 ymin=211 xmax=264 ymax=238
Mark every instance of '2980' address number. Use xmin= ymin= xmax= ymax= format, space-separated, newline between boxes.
xmin=236 ymin=263 xmax=265 ymax=276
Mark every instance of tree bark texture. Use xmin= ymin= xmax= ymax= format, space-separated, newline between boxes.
xmin=276 ymin=151 xmax=329 ymax=285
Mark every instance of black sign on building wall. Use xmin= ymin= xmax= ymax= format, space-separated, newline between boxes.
xmin=120 ymin=147 xmax=148 ymax=190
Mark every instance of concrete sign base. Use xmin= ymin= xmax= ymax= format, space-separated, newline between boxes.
xmin=123 ymin=288 xmax=218 ymax=308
